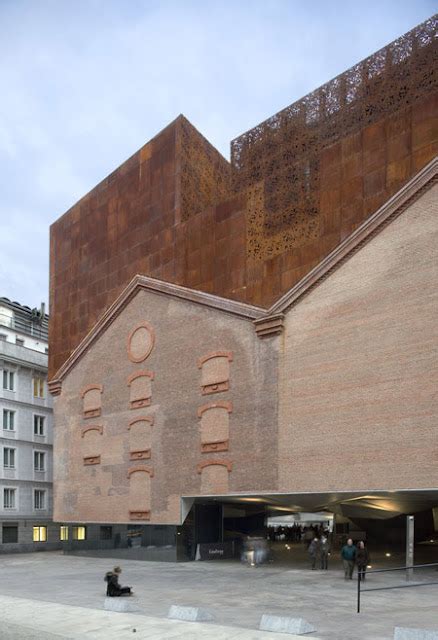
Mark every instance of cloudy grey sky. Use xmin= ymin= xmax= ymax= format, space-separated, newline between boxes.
xmin=0 ymin=0 xmax=435 ymax=309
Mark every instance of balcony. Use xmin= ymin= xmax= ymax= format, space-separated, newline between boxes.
xmin=0 ymin=312 xmax=48 ymax=341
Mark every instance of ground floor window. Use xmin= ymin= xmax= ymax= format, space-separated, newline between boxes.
xmin=60 ymin=525 xmax=69 ymax=541
xmin=33 ymin=526 xmax=47 ymax=542
xmin=100 ymin=525 xmax=112 ymax=540
xmin=72 ymin=526 xmax=86 ymax=540
xmin=2 ymin=524 xmax=18 ymax=543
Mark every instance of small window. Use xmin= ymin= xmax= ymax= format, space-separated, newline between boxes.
xmin=3 ymin=410 xmax=15 ymax=431
xmin=2 ymin=524 xmax=18 ymax=544
xmin=34 ymin=451 xmax=45 ymax=472
xmin=2 ymin=370 xmax=15 ymax=391
xmin=33 ymin=526 xmax=47 ymax=542
xmin=0 ymin=334 xmax=7 ymax=342
xmin=4 ymin=488 xmax=16 ymax=509
xmin=34 ymin=415 xmax=45 ymax=436
xmin=100 ymin=525 xmax=113 ymax=540
xmin=60 ymin=525 xmax=69 ymax=541
xmin=15 ymin=338 xmax=24 ymax=347
xmin=33 ymin=377 xmax=45 ymax=398
xmin=72 ymin=526 xmax=86 ymax=541
xmin=34 ymin=490 xmax=46 ymax=510
xmin=3 ymin=447 xmax=15 ymax=469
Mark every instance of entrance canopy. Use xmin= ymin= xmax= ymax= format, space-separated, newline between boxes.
xmin=182 ymin=489 xmax=438 ymax=521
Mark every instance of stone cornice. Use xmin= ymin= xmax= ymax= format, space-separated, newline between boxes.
xmin=253 ymin=313 xmax=285 ymax=337
xmin=133 ymin=276 xmax=264 ymax=319
xmin=48 ymin=380 xmax=62 ymax=396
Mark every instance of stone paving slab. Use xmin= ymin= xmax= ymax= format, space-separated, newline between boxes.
xmin=0 ymin=594 xmax=319 ymax=640
xmin=0 ymin=551 xmax=437 ymax=639
xmin=1 ymin=622 xmax=65 ymax=640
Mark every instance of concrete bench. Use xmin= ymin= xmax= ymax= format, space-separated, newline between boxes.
xmin=167 ymin=605 xmax=214 ymax=622
xmin=260 ymin=614 xmax=316 ymax=635
xmin=103 ymin=597 xmax=140 ymax=613
xmin=394 ymin=629 xmax=438 ymax=640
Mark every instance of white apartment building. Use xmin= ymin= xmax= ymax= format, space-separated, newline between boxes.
xmin=0 ymin=297 xmax=60 ymax=552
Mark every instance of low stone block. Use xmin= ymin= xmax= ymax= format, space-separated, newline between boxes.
xmin=394 ymin=628 xmax=438 ymax=640
xmin=167 ymin=605 xmax=214 ymax=622
xmin=260 ymin=614 xmax=316 ymax=635
xmin=104 ymin=597 xmax=140 ymax=613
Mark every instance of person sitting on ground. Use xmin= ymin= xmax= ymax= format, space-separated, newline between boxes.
xmin=341 ymin=538 xmax=356 ymax=580
xmin=104 ymin=566 xmax=133 ymax=596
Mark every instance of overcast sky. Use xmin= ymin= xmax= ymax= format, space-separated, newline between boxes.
xmin=0 ymin=0 xmax=435 ymax=310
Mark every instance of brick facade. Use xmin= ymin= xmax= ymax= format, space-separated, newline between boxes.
xmin=53 ymin=288 xmax=279 ymax=524
xmin=278 ymin=184 xmax=438 ymax=493
xmin=53 ymin=181 xmax=438 ymax=525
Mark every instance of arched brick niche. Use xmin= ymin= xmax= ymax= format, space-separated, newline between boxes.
xmin=197 ymin=401 xmax=232 ymax=453
xmin=127 ymin=322 xmax=155 ymax=363
xmin=127 ymin=370 xmax=154 ymax=409
xmin=81 ymin=424 xmax=103 ymax=465
xmin=128 ymin=416 xmax=154 ymax=461
xmin=127 ymin=467 xmax=153 ymax=520
xmin=197 ymin=460 xmax=232 ymax=495
xmin=198 ymin=351 xmax=233 ymax=396
xmin=80 ymin=384 xmax=103 ymax=419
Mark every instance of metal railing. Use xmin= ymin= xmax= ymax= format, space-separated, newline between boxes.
xmin=357 ymin=562 xmax=438 ymax=613
xmin=0 ymin=312 xmax=48 ymax=341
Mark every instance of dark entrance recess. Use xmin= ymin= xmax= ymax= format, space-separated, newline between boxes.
xmin=177 ymin=503 xmax=223 ymax=561
xmin=195 ymin=504 xmax=223 ymax=544
xmin=177 ymin=501 xmax=269 ymax=561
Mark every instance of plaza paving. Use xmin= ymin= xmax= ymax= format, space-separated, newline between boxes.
xmin=0 ymin=550 xmax=437 ymax=639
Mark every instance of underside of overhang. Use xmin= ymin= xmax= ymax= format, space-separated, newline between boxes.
xmin=182 ymin=489 xmax=438 ymax=521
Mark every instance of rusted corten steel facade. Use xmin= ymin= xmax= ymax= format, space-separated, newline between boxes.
xmin=49 ymin=16 xmax=437 ymax=380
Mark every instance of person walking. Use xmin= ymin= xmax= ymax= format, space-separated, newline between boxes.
xmin=320 ymin=532 xmax=331 ymax=570
xmin=104 ymin=566 xmax=133 ymax=596
xmin=341 ymin=538 xmax=356 ymax=580
xmin=308 ymin=536 xmax=320 ymax=570
xmin=304 ymin=527 xmax=313 ymax=549
xmin=356 ymin=541 xmax=370 ymax=581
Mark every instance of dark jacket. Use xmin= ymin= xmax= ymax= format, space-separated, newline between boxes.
xmin=341 ymin=544 xmax=356 ymax=561
xmin=320 ymin=536 xmax=331 ymax=554
xmin=356 ymin=547 xmax=370 ymax=567
xmin=308 ymin=539 xmax=320 ymax=557
xmin=104 ymin=571 xmax=122 ymax=596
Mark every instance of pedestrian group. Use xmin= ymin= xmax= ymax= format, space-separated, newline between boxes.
xmin=308 ymin=532 xmax=370 ymax=579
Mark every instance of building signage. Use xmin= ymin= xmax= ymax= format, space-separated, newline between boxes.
xmin=196 ymin=542 xmax=234 ymax=560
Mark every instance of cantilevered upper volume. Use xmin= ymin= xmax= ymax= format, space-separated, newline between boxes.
xmin=49 ymin=15 xmax=437 ymax=379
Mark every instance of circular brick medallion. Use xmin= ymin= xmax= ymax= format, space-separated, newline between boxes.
xmin=127 ymin=322 xmax=155 ymax=363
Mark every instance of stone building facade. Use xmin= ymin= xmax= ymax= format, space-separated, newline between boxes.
xmin=49 ymin=17 xmax=438 ymax=558
xmin=0 ymin=299 xmax=60 ymax=553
